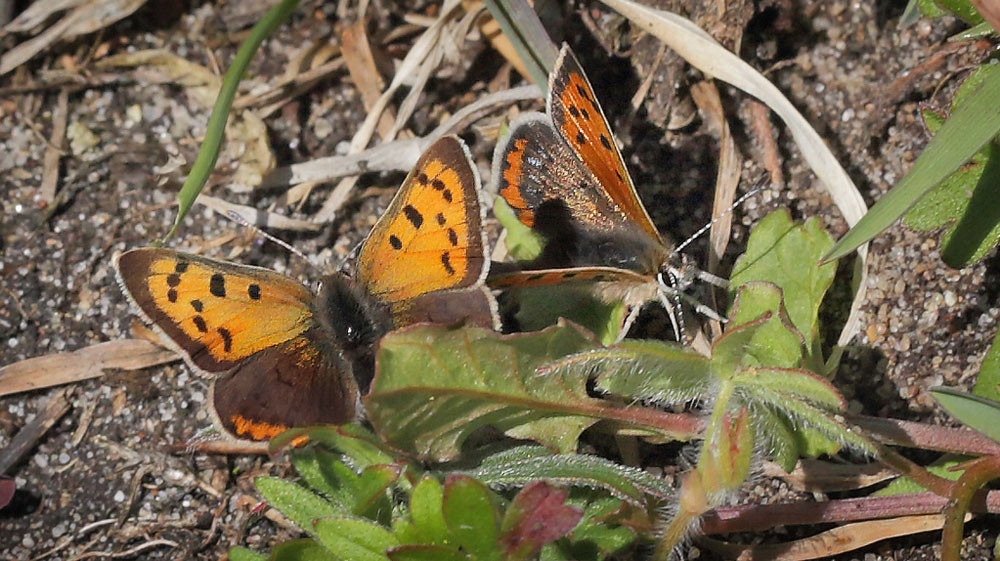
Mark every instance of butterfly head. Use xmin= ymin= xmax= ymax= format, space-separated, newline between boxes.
xmin=315 ymin=274 xmax=393 ymax=354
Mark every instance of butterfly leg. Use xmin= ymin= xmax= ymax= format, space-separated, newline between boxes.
xmin=656 ymin=272 xmax=727 ymax=324
xmin=617 ymin=303 xmax=645 ymax=344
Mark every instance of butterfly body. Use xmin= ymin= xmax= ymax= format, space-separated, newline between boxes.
xmin=117 ymin=136 xmax=497 ymax=442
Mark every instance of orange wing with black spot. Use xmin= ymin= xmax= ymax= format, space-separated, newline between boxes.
xmin=357 ymin=136 xmax=487 ymax=303
xmin=548 ymin=45 xmax=663 ymax=244
xmin=115 ymin=248 xmax=361 ymax=441
xmin=116 ymin=248 xmax=314 ymax=372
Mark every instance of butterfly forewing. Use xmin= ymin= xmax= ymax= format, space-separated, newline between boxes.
xmin=116 ymin=248 xmax=315 ymax=372
xmin=548 ymin=46 xmax=663 ymax=244
xmin=358 ymin=136 xmax=486 ymax=303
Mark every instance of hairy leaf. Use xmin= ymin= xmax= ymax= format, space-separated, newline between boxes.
xmin=312 ymin=517 xmax=398 ymax=561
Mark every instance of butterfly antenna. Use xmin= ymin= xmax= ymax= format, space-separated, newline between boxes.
xmin=672 ymin=187 xmax=761 ymax=256
xmin=225 ymin=211 xmax=322 ymax=272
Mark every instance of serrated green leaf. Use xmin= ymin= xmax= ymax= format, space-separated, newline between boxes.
xmin=366 ymin=322 xmax=601 ymax=460
xmin=467 ymin=446 xmax=673 ymax=505
xmin=565 ymin=341 xmax=714 ymax=406
xmin=442 ymin=475 xmax=501 ymax=561
xmin=387 ymin=545 xmax=469 ymax=561
xmin=495 ymin=197 xmax=545 ymax=261
xmin=727 ymin=283 xmax=805 ymax=369
xmin=737 ymin=386 xmax=875 ymax=455
xmin=748 ymin=404 xmax=799 ymax=471
xmin=409 ymin=477 xmax=450 ymax=546
xmin=267 ymin=539 xmax=333 ymax=561
xmin=736 ymin=367 xmax=845 ymax=410
xmin=312 ymin=517 xmax=398 ymax=561
xmin=730 ymin=211 xmax=835 ymax=364
xmin=825 ymin=59 xmax=1000 ymax=262
xmin=228 ymin=546 xmax=267 ymax=561
xmin=973 ymin=327 xmax=1000 ymax=401
xmin=931 ymin=386 xmax=1000 ymax=443
xmin=255 ymin=477 xmax=341 ymax=533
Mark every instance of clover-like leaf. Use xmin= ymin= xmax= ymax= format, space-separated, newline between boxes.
xmin=366 ymin=322 xmax=602 ymax=460
xmin=442 ymin=475 xmax=501 ymax=561
xmin=500 ymin=482 xmax=583 ymax=561
xmin=730 ymin=210 xmax=836 ymax=363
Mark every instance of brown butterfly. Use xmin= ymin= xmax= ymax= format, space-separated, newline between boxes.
xmin=116 ymin=136 xmax=498 ymax=442
xmin=489 ymin=45 xmax=724 ymax=338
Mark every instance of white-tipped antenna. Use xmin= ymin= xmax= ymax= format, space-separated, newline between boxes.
xmin=672 ymin=187 xmax=761 ymax=256
xmin=225 ymin=210 xmax=322 ymax=272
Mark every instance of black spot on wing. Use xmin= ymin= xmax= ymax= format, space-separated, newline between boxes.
xmin=218 ymin=328 xmax=233 ymax=353
xmin=167 ymin=274 xmax=181 ymax=287
xmin=417 ymin=172 xmax=429 ymax=185
xmin=248 ymin=284 xmax=261 ymax=300
xmin=576 ymin=84 xmax=590 ymax=101
xmin=581 ymin=107 xmax=590 ymax=120
xmin=442 ymin=189 xmax=453 ymax=203
xmin=389 ymin=235 xmax=402 ymax=250
xmin=403 ymin=205 xmax=423 ymax=229
xmin=190 ymin=300 xmax=203 ymax=312
xmin=175 ymin=262 xmax=189 ymax=273
xmin=569 ymin=106 xmax=580 ymax=118
xmin=193 ymin=316 xmax=208 ymax=333
xmin=167 ymin=289 xmax=177 ymax=303
xmin=600 ymin=134 xmax=612 ymax=150
xmin=431 ymin=178 xmax=446 ymax=191
xmin=436 ymin=212 xmax=446 ymax=226
xmin=576 ymin=132 xmax=586 ymax=145
xmin=210 ymin=274 xmax=226 ymax=298
xmin=441 ymin=252 xmax=455 ymax=275
xmin=447 ymin=228 xmax=458 ymax=246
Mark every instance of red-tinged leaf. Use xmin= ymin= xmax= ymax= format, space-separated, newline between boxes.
xmin=0 ymin=477 xmax=14 ymax=510
xmin=499 ymin=481 xmax=583 ymax=561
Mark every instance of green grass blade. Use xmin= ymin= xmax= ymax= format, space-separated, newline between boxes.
xmin=824 ymin=66 xmax=1000 ymax=262
xmin=481 ymin=0 xmax=558 ymax=90
xmin=161 ymin=0 xmax=301 ymax=244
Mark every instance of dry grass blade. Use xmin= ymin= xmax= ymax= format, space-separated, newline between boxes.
xmin=760 ymin=459 xmax=897 ymax=493
xmin=0 ymin=0 xmax=147 ymax=76
xmin=342 ymin=19 xmax=397 ymax=140
xmin=1 ymin=0 xmax=86 ymax=33
xmin=600 ymin=0 xmax=868 ymax=355
xmin=197 ymin=194 xmax=321 ymax=231
xmin=40 ymin=88 xmax=69 ymax=202
xmin=232 ymin=55 xmax=345 ymax=118
xmin=700 ymin=514 xmax=958 ymax=560
xmin=261 ymin=84 xmax=539 ymax=189
xmin=0 ymin=339 xmax=177 ymax=397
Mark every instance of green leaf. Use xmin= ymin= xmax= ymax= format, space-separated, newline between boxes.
xmin=748 ymin=404 xmax=799 ymax=471
xmin=289 ymin=448 xmax=353 ymax=511
xmin=730 ymin=211 xmax=835 ymax=364
xmin=162 ymin=0 xmax=300 ymax=244
xmin=255 ymin=477 xmax=341 ymax=533
xmin=500 ymin=482 xmax=582 ymax=561
xmin=825 ymin=60 xmax=1000 ymax=262
xmin=727 ymin=283 xmax=806 ymax=369
xmin=505 ymin=285 xmax=627 ymax=346
xmin=273 ymin=424 xmax=396 ymax=469
xmin=267 ymin=539 xmax=335 ymax=561
xmin=710 ymin=315 xmax=772 ymax=378
xmin=354 ymin=464 xmax=402 ymax=521
xmin=930 ymin=0 xmax=985 ymax=24
xmin=387 ymin=545 xmax=469 ymax=561
xmin=974 ymin=326 xmax=1000 ymax=401
xmin=572 ymin=341 xmax=713 ymax=406
xmin=468 ymin=446 xmax=673 ymax=505
xmin=541 ymin=490 xmax=636 ymax=561
xmin=366 ymin=322 xmax=602 ymax=460
xmin=495 ymin=197 xmax=545 ymax=261
xmin=480 ymin=0 xmax=558 ymax=90
xmin=736 ymin=367 xmax=845 ymax=411
xmin=312 ymin=517 xmax=398 ymax=561
xmin=874 ymin=456 xmax=966 ymax=495
xmin=904 ymin=90 xmax=1000 ymax=265
xmin=228 ymin=546 xmax=267 ymax=561
xmin=408 ymin=477 xmax=450 ymax=546
xmin=931 ymin=386 xmax=1000 ymax=443
xmin=442 ymin=475 xmax=501 ymax=561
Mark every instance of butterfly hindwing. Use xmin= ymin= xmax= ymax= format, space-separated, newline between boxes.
xmin=210 ymin=328 xmax=360 ymax=442
xmin=115 ymin=248 xmax=314 ymax=372
xmin=358 ymin=136 xmax=488 ymax=303
xmin=548 ymin=45 xmax=663 ymax=244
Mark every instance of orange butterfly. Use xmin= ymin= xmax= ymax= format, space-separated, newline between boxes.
xmin=116 ymin=136 xmax=498 ymax=442
xmin=489 ymin=45 xmax=723 ymax=338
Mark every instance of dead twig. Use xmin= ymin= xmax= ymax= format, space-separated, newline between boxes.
xmin=0 ymin=388 xmax=72 ymax=474
xmin=40 ymin=88 xmax=69 ymax=202
xmin=748 ymin=99 xmax=785 ymax=189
